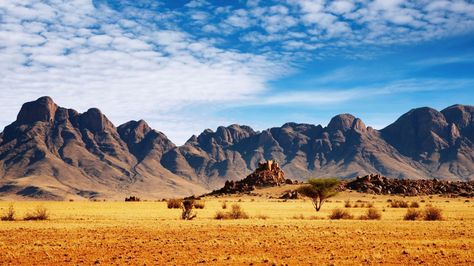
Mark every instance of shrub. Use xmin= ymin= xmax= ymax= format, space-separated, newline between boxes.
xmin=424 ymin=206 xmax=443 ymax=221
xmin=125 ymin=196 xmax=140 ymax=202
xmin=360 ymin=208 xmax=381 ymax=220
xmin=214 ymin=204 xmax=249 ymax=219
xmin=367 ymin=202 xmax=374 ymax=208
xmin=404 ymin=209 xmax=422 ymax=220
xmin=167 ymin=198 xmax=182 ymax=209
xmin=222 ymin=201 xmax=227 ymax=209
xmin=24 ymin=206 xmax=49 ymax=221
xmin=344 ymin=200 xmax=352 ymax=208
xmin=409 ymin=201 xmax=420 ymax=208
xmin=1 ymin=204 xmax=15 ymax=221
xmin=181 ymin=199 xmax=197 ymax=220
xmin=255 ymin=214 xmax=269 ymax=220
xmin=329 ymin=209 xmax=353 ymax=220
xmin=194 ymin=201 xmax=205 ymax=209
xmin=391 ymin=200 xmax=409 ymax=208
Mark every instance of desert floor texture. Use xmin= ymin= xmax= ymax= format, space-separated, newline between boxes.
xmin=0 ymin=191 xmax=473 ymax=265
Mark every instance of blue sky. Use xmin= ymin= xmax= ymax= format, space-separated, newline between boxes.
xmin=1 ymin=0 xmax=473 ymax=144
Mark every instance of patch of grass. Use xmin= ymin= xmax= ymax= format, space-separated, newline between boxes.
xmin=424 ymin=206 xmax=443 ymax=221
xmin=215 ymin=204 xmax=249 ymax=220
xmin=344 ymin=200 xmax=352 ymax=208
xmin=404 ymin=208 xmax=422 ymax=220
xmin=194 ymin=201 xmax=205 ymax=209
xmin=1 ymin=204 xmax=15 ymax=221
xmin=167 ymin=198 xmax=182 ymax=209
xmin=391 ymin=200 xmax=409 ymax=208
xmin=360 ymin=208 xmax=381 ymax=220
xmin=24 ymin=206 xmax=49 ymax=221
xmin=329 ymin=209 xmax=353 ymax=220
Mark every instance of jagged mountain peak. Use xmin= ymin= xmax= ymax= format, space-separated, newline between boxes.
xmin=16 ymin=96 xmax=58 ymax=125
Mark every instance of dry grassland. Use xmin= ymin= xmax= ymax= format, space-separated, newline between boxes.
xmin=0 ymin=192 xmax=473 ymax=265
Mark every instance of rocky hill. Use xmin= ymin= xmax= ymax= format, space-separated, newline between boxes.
xmin=208 ymin=160 xmax=293 ymax=195
xmin=0 ymin=97 xmax=472 ymax=200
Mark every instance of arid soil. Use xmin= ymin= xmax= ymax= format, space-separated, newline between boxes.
xmin=0 ymin=192 xmax=473 ymax=265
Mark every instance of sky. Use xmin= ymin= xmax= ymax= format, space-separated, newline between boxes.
xmin=1 ymin=0 xmax=474 ymax=144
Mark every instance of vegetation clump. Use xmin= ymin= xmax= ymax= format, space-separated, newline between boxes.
xmin=181 ymin=199 xmax=197 ymax=220
xmin=1 ymin=204 xmax=15 ymax=221
xmin=167 ymin=198 xmax=183 ymax=209
xmin=390 ymin=200 xmax=409 ymax=208
xmin=404 ymin=208 xmax=422 ymax=220
xmin=329 ymin=209 xmax=353 ymax=220
xmin=424 ymin=206 xmax=443 ymax=221
xmin=215 ymin=204 xmax=249 ymax=220
xmin=193 ymin=201 xmax=205 ymax=209
xmin=409 ymin=201 xmax=420 ymax=208
xmin=125 ymin=196 xmax=140 ymax=202
xmin=360 ymin=208 xmax=382 ymax=220
xmin=298 ymin=178 xmax=340 ymax=212
xmin=24 ymin=206 xmax=49 ymax=221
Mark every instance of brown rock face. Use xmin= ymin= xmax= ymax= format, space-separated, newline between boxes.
xmin=209 ymin=160 xmax=288 ymax=195
xmin=16 ymin=96 xmax=58 ymax=124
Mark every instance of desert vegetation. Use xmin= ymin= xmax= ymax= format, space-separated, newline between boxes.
xmin=23 ymin=205 xmax=49 ymax=221
xmin=215 ymin=204 xmax=249 ymax=219
xmin=298 ymin=178 xmax=340 ymax=211
xmin=0 ymin=204 xmax=15 ymax=221
xmin=167 ymin=198 xmax=182 ymax=209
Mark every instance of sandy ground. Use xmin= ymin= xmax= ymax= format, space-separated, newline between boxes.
xmin=0 ymin=192 xmax=473 ymax=265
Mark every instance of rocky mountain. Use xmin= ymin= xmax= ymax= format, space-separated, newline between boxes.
xmin=0 ymin=97 xmax=472 ymax=200
xmin=0 ymin=97 xmax=206 ymax=200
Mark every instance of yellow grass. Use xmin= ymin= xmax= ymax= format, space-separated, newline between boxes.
xmin=0 ymin=192 xmax=473 ymax=265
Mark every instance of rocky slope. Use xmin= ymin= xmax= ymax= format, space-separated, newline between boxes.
xmin=0 ymin=97 xmax=472 ymax=200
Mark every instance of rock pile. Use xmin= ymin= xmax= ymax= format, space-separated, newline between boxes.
xmin=210 ymin=160 xmax=293 ymax=195
xmin=346 ymin=174 xmax=474 ymax=196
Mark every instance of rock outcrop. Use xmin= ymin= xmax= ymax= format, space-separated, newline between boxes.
xmin=345 ymin=174 xmax=474 ymax=196
xmin=209 ymin=160 xmax=290 ymax=195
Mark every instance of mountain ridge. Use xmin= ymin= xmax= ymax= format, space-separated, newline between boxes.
xmin=0 ymin=97 xmax=472 ymax=200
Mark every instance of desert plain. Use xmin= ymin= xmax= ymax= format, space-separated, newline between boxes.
xmin=1 ymin=188 xmax=473 ymax=265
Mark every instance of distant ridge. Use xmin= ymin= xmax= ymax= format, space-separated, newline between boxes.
xmin=0 ymin=96 xmax=472 ymax=200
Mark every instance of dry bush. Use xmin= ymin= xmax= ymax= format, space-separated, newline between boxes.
xmin=1 ymin=204 xmax=15 ymax=221
xmin=329 ymin=209 xmax=353 ymax=220
xmin=360 ymin=208 xmax=381 ymax=220
xmin=353 ymin=204 xmax=359 ymax=208
xmin=181 ymin=199 xmax=197 ymax=220
xmin=391 ymin=200 xmax=409 ymax=208
xmin=344 ymin=200 xmax=352 ymax=208
xmin=255 ymin=214 xmax=269 ymax=220
xmin=404 ymin=208 xmax=422 ymax=220
xmin=214 ymin=204 xmax=249 ymax=220
xmin=410 ymin=201 xmax=420 ymax=208
xmin=194 ymin=201 xmax=205 ymax=209
xmin=24 ymin=206 xmax=49 ymax=221
xmin=292 ymin=214 xmax=305 ymax=220
xmin=125 ymin=196 xmax=140 ymax=202
xmin=167 ymin=198 xmax=182 ymax=209
xmin=367 ymin=202 xmax=374 ymax=208
xmin=222 ymin=201 xmax=227 ymax=209
xmin=424 ymin=206 xmax=443 ymax=221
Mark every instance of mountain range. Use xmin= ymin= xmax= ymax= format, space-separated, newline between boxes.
xmin=0 ymin=96 xmax=472 ymax=200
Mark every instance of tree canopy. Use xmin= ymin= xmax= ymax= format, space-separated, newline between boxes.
xmin=298 ymin=178 xmax=340 ymax=211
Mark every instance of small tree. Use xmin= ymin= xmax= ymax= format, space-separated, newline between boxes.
xmin=298 ymin=178 xmax=340 ymax=212
xmin=181 ymin=199 xmax=197 ymax=220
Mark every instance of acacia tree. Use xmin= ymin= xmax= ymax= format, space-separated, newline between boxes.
xmin=298 ymin=178 xmax=340 ymax=212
